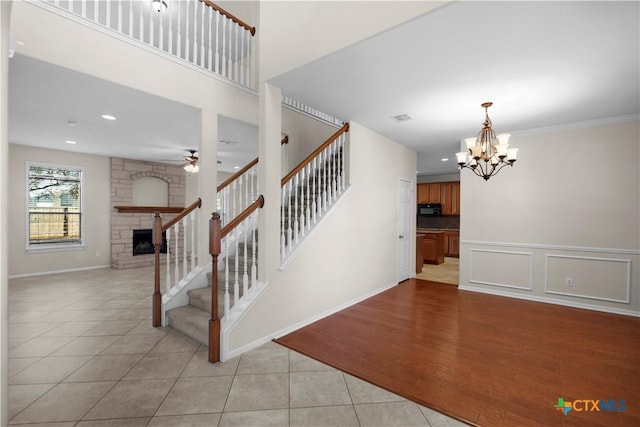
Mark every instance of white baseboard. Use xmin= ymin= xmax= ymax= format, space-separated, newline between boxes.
xmin=224 ymin=280 xmax=398 ymax=360
xmin=459 ymin=285 xmax=640 ymax=317
xmin=9 ymin=264 xmax=112 ymax=279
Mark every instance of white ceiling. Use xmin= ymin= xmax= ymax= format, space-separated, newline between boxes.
xmin=270 ymin=0 xmax=640 ymax=176
xmin=9 ymin=1 xmax=639 ymax=177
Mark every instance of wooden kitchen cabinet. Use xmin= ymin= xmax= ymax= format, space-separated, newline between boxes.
xmin=423 ymin=232 xmax=444 ymax=265
xmin=417 ymin=184 xmax=429 ymax=203
xmin=417 ymin=181 xmax=460 ymax=215
xmin=443 ymin=230 xmax=460 ymax=258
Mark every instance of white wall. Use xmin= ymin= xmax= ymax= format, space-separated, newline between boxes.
xmin=459 ymin=119 xmax=640 ymax=316
xmin=228 ymin=121 xmax=417 ymax=351
xmin=282 ymin=107 xmax=338 ymax=173
xmin=8 ymin=145 xmax=112 ymax=277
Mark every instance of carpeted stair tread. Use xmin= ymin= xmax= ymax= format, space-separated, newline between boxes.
xmin=166 ymin=305 xmax=209 ymax=346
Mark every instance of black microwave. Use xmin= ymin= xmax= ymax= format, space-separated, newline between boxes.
xmin=418 ymin=203 xmax=441 ymax=217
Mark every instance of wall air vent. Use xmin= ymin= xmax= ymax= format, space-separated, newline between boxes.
xmin=392 ymin=113 xmax=413 ymax=122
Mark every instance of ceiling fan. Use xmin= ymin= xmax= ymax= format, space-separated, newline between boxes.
xmin=183 ymin=149 xmax=199 ymax=173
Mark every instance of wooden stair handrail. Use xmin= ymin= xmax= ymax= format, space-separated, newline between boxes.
xmin=200 ymin=0 xmax=256 ymax=36
xmin=281 ymin=123 xmax=349 ymax=186
xmin=221 ymin=195 xmax=265 ymax=238
xmin=209 ymin=194 xmax=264 ymax=363
xmin=217 ymin=157 xmax=259 ymax=193
xmin=161 ymin=198 xmax=202 ymax=232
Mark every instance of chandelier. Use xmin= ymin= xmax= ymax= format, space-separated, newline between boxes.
xmin=456 ymin=102 xmax=518 ymax=181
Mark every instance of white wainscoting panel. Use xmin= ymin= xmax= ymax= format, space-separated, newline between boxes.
xmin=469 ymin=249 xmax=533 ymax=290
xmin=545 ymin=254 xmax=631 ymax=303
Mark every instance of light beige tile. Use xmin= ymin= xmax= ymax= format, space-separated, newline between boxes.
xmin=344 ymin=373 xmax=406 ymax=404
xmin=290 ymin=405 xmax=360 ymax=427
xmin=9 ymin=321 xmax=63 ymax=338
xmin=155 ymin=376 xmax=234 ymax=416
xmin=41 ymin=322 xmax=103 ymax=337
xmin=75 ymin=417 xmax=151 ymax=426
xmin=51 ymin=336 xmax=120 ymax=356
xmin=418 ymin=405 xmax=469 ymax=427
xmin=41 ymin=309 xmax=87 ymax=322
xmin=181 ymin=350 xmax=239 ymax=377
xmin=8 ymin=422 xmax=76 ymax=427
xmin=148 ymin=413 xmax=221 ymax=427
xmin=290 ymin=350 xmax=335 ymax=372
xmin=83 ymin=379 xmax=175 ymax=420
xmin=123 ymin=352 xmax=193 ymax=380
xmin=8 ymin=311 xmax=50 ymax=323
xmin=224 ymin=373 xmax=289 ymax=412
xmin=355 ymin=401 xmax=430 ymax=427
xmin=8 ymin=383 xmax=56 ymax=419
xmin=100 ymin=334 xmax=164 ymax=355
xmin=125 ymin=320 xmax=170 ymax=336
xmin=64 ymin=354 xmax=145 ymax=382
xmin=236 ymin=345 xmax=289 ymax=374
xmin=290 ymin=370 xmax=352 ymax=408
xmin=10 ymin=382 xmax=116 ymax=424
xmin=149 ymin=330 xmax=200 ymax=353
xmin=83 ymin=320 xmax=141 ymax=336
xmin=8 ymin=357 xmax=41 ymax=377
xmin=10 ymin=336 xmax=76 ymax=358
xmin=218 ymin=409 xmax=289 ymax=427
xmin=71 ymin=310 xmax=124 ymax=321
xmin=10 ymin=356 xmax=92 ymax=385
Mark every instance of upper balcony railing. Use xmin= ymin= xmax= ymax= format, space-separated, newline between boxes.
xmin=39 ymin=0 xmax=256 ymax=90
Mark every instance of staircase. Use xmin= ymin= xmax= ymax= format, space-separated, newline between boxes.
xmin=166 ymin=238 xmax=253 ymax=344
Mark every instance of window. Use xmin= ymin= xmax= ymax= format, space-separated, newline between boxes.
xmin=27 ymin=163 xmax=83 ymax=249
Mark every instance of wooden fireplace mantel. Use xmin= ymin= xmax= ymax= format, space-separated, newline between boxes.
xmin=114 ymin=206 xmax=185 ymax=214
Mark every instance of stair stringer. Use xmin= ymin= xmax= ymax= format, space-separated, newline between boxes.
xmin=161 ymin=263 xmax=210 ymax=326
xmin=220 ymin=280 xmax=269 ymax=361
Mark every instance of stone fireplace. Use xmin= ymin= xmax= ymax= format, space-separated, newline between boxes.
xmin=110 ymin=158 xmax=185 ymax=269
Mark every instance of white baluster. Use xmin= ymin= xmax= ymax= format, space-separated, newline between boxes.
xmin=207 ymin=7 xmax=213 ymax=70
xmin=293 ymin=173 xmax=299 ymax=243
xmin=138 ymin=0 xmax=144 ymax=42
xmin=242 ymin=218 xmax=249 ymax=297
xmin=233 ymin=227 xmax=239 ymax=308
xmin=165 ymin=227 xmax=171 ymax=294
xmin=299 ymin=168 xmax=305 ymax=237
xmin=214 ymin=11 xmax=220 ymax=74
xmin=239 ymin=26 xmax=245 ymax=86
xmin=168 ymin=0 xmax=173 ymax=55
xmin=305 ymin=163 xmax=311 ymax=229
xmin=105 ymin=0 xmax=111 ymax=29
xmin=95 ymin=0 xmax=100 ymax=24
xmin=200 ymin=1 xmax=205 ymax=66
xmin=331 ymin=141 xmax=337 ymax=201
xmin=231 ymin=179 xmax=237 ymax=219
xmin=182 ymin=217 xmax=187 ymax=278
xmin=340 ymin=134 xmax=346 ymax=191
xmin=184 ymin=0 xmax=190 ymax=61
xmin=224 ymin=237 xmax=230 ymax=315
xmin=117 ymin=0 xmax=122 ymax=32
xmin=313 ymin=156 xmax=319 ymax=224
xmin=251 ymin=211 xmax=257 ymax=289
xmin=81 ymin=0 xmax=86 ymax=19
xmin=287 ymin=180 xmax=293 ymax=248
xmin=148 ymin=0 xmax=153 ymax=46
xmin=221 ymin=17 xmax=227 ymax=78
xmin=177 ymin=0 xmax=182 ymax=59
xmin=238 ymin=174 xmax=244 ymax=213
xmin=234 ymin=24 xmax=239 ymax=83
xmin=128 ymin=0 xmax=133 ymax=36
xmin=190 ymin=210 xmax=196 ymax=271
xmin=192 ymin=0 xmax=198 ymax=65
xmin=174 ymin=223 xmax=179 ymax=286
xmin=322 ymin=150 xmax=328 ymax=214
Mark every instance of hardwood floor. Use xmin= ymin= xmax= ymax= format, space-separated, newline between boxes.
xmin=275 ymin=279 xmax=640 ymax=426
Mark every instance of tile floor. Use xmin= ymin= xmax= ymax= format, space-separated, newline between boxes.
xmin=8 ymin=266 xmax=465 ymax=426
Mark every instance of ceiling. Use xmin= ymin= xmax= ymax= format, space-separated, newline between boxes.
xmin=8 ymin=54 xmax=257 ymax=173
xmin=9 ymin=1 xmax=639 ymax=177
xmin=270 ymin=0 xmax=640 ymax=176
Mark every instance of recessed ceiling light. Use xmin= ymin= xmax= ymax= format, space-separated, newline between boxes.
xmin=233 ymin=166 xmax=240 ymax=169
xmin=441 ymin=158 xmax=449 ymax=162
xmin=67 ymin=120 xmax=77 ymax=127
xmin=392 ymin=113 xmax=413 ymax=122
xmin=101 ymin=114 xmax=117 ymax=120
xmin=65 ymin=140 xmax=77 ymax=145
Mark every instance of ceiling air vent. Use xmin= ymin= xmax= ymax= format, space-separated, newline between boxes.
xmin=392 ymin=113 xmax=413 ymax=122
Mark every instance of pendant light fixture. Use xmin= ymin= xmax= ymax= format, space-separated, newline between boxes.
xmin=152 ymin=0 xmax=168 ymax=13
xmin=456 ymin=102 xmax=518 ymax=181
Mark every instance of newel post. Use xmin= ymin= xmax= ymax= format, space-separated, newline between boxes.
xmin=152 ymin=213 xmax=163 ymax=327
xmin=209 ymin=212 xmax=222 ymax=363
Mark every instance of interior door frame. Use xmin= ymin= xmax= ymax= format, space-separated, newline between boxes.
xmin=397 ymin=178 xmax=414 ymax=282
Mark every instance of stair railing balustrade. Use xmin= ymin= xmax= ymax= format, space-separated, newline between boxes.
xmin=152 ymin=198 xmax=201 ymax=327
xmin=209 ymin=194 xmax=264 ymax=362
xmin=280 ymin=123 xmax=349 ymax=262
xmin=39 ymin=0 xmax=256 ymax=89
xmin=217 ymin=158 xmax=258 ymax=228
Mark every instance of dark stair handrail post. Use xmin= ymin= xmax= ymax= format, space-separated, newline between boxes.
xmin=152 ymin=213 xmax=163 ymax=327
xmin=209 ymin=212 xmax=222 ymax=363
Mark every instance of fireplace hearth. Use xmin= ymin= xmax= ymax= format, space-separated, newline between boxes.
xmin=132 ymin=229 xmax=167 ymax=256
